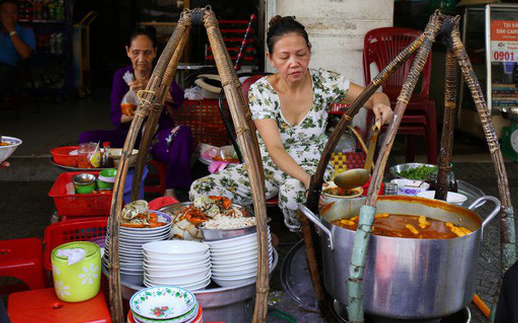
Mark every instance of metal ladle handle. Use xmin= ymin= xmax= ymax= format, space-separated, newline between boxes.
xmin=298 ymin=204 xmax=334 ymax=251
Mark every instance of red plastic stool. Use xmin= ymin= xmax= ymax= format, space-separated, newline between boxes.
xmin=7 ymin=288 xmax=112 ymax=323
xmin=0 ymin=238 xmax=45 ymax=293
xmin=145 ymin=159 xmax=167 ymax=194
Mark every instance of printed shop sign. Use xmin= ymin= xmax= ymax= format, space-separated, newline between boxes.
xmin=491 ymin=20 xmax=518 ymax=62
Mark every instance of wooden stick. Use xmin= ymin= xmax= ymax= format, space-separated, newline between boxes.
xmin=131 ymin=24 xmax=191 ymax=201
xmin=303 ymin=28 xmax=429 ymax=322
xmin=451 ymin=19 xmax=516 ymax=267
xmin=203 ymin=9 xmax=270 ymax=323
xmin=435 ymin=40 xmax=458 ymax=201
xmin=451 ymin=17 xmax=516 ymax=321
xmin=107 ymin=12 xmax=192 ymax=323
xmin=348 ymin=13 xmax=443 ymax=323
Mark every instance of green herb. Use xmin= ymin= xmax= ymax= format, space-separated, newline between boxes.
xmin=397 ymin=165 xmax=437 ymax=180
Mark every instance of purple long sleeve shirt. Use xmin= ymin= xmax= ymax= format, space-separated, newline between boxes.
xmin=110 ymin=65 xmax=184 ymax=131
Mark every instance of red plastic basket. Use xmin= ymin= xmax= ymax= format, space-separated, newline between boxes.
xmin=48 ymin=171 xmax=112 ymax=216
xmin=50 ymin=146 xmax=78 ymax=167
xmin=171 ymin=99 xmax=230 ymax=147
xmin=43 ymin=217 xmax=107 ymax=271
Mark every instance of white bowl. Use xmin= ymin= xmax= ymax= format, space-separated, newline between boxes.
xmin=212 ymin=276 xmax=256 ymax=288
xmin=212 ymin=267 xmax=257 ymax=277
xmin=212 ymin=262 xmax=256 ymax=272
xmin=143 ymin=240 xmax=209 ymax=257
xmin=204 ymin=232 xmax=263 ymax=248
xmin=145 ymin=270 xmax=211 ymax=286
xmin=145 ymin=266 xmax=210 ymax=279
xmin=143 ymin=250 xmax=210 ymax=263
xmin=390 ymin=179 xmax=430 ymax=196
xmin=143 ymin=259 xmax=210 ymax=271
xmin=208 ymin=235 xmax=271 ymax=251
xmin=417 ymin=190 xmax=468 ymax=206
xmin=144 ymin=251 xmax=210 ymax=264
xmin=181 ymin=278 xmax=211 ymax=292
xmin=211 ymin=251 xmax=273 ymax=265
xmin=0 ymin=136 xmax=22 ymax=163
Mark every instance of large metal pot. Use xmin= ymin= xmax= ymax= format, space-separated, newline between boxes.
xmin=299 ymin=195 xmax=500 ymax=320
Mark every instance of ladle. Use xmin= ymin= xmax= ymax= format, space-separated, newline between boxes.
xmin=334 ymin=121 xmax=381 ymax=189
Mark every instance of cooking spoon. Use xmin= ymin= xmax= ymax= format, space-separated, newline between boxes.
xmin=334 ymin=120 xmax=381 ymax=189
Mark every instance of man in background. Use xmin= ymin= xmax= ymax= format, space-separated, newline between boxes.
xmin=0 ymin=0 xmax=35 ymax=98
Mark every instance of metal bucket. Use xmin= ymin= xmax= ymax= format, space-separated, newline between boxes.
xmin=299 ymin=195 xmax=500 ymax=320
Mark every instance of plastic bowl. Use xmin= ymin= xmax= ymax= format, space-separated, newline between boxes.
xmin=99 ymin=168 xmax=117 ymax=183
xmin=390 ymin=179 xmax=430 ymax=196
xmin=50 ymin=145 xmax=77 ymax=167
xmin=417 ymin=190 xmax=468 ymax=206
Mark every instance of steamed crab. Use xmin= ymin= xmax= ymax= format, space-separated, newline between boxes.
xmin=120 ymin=200 xmax=163 ymax=228
xmin=170 ymin=195 xmax=244 ymax=240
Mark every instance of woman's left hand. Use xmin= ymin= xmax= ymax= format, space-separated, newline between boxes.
xmin=372 ymin=103 xmax=393 ymax=125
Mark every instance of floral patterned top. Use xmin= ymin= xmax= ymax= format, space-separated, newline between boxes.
xmin=248 ymin=68 xmax=351 ymax=169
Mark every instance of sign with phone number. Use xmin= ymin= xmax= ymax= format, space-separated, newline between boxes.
xmin=491 ymin=20 xmax=518 ymax=62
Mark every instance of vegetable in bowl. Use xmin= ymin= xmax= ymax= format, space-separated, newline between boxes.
xmin=398 ymin=165 xmax=437 ymax=180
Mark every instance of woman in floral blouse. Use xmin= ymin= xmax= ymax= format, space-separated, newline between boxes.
xmin=190 ymin=15 xmax=393 ymax=231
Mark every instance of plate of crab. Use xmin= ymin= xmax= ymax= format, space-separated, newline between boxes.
xmin=159 ymin=195 xmax=254 ymax=241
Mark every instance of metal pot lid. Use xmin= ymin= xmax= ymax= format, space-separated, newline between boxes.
xmin=280 ymin=240 xmax=318 ymax=312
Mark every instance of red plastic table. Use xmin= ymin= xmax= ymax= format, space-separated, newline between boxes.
xmin=7 ymin=288 xmax=112 ymax=323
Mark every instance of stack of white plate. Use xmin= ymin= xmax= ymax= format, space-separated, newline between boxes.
xmin=142 ymin=240 xmax=211 ymax=291
xmin=103 ymin=211 xmax=172 ymax=285
xmin=206 ymin=229 xmax=273 ymax=287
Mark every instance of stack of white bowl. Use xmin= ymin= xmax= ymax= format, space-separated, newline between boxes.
xmin=103 ymin=211 xmax=172 ymax=285
xmin=142 ymin=240 xmax=211 ymax=291
xmin=206 ymin=229 xmax=273 ymax=287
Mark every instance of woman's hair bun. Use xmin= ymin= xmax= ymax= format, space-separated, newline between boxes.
xmin=269 ymin=15 xmax=283 ymax=28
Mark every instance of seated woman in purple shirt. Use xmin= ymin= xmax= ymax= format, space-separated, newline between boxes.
xmin=79 ymin=27 xmax=193 ymax=198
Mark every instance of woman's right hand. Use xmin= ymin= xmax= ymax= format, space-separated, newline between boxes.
xmin=128 ymin=78 xmax=148 ymax=92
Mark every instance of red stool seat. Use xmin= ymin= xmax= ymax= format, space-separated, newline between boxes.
xmin=7 ymin=288 xmax=112 ymax=323
xmin=0 ymin=238 xmax=45 ymax=292
xmin=145 ymin=159 xmax=167 ymax=194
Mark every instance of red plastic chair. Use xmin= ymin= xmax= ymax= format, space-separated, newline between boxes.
xmin=144 ymin=158 xmax=167 ymax=195
xmin=0 ymin=238 xmax=45 ymax=294
xmin=363 ymin=27 xmax=437 ymax=164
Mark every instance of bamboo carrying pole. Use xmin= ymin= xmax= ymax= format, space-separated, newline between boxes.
xmin=107 ymin=12 xmax=193 ymax=322
xmin=108 ymin=7 xmax=270 ymax=323
xmin=450 ymin=19 xmax=517 ymax=321
xmin=130 ymin=24 xmax=191 ymax=201
xmin=304 ymin=11 xmax=517 ymax=322
xmin=303 ymin=30 xmax=429 ymax=320
xmin=203 ymin=10 xmax=270 ymax=322
xmin=347 ymin=14 xmax=443 ymax=323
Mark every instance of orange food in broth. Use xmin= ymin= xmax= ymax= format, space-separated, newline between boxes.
xmin=331 ymin=214 xmax=472 ymax=239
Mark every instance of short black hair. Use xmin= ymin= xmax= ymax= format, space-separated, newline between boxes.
xmin=128 ymin=26 xmax=158 ymax=48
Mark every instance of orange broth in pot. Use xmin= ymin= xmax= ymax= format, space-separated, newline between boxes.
xmin=331 ymin=213 xmax=471 ymax=239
